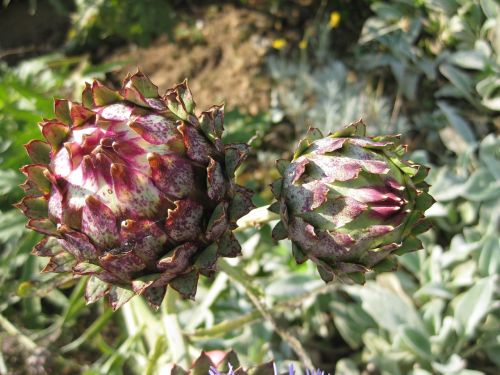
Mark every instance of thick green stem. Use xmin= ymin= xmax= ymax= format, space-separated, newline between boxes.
xmin=0 ymin=314 xmax=37 ymax=351
xmin=61 ymin=308 xmax=114 ymax=352
xmin=162 ymin=287 xmax=190 ymax=368
xmin=145 ymin=336 xmax=166 ymax=375
xmin=187 ymin=283 xmax=337 ymax=339
xmin=217 ymin=259 xmax=315 ymax=369
xmin=188 ymin=310 xmax=261 ymax=339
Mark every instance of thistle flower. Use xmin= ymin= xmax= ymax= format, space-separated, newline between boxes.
xmin=172 ymin=351 xmax=329 ymax=375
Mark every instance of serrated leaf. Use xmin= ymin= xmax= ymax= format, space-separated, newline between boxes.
xmin=265 ymin=274 xmax=320 ymax=299
xmin=437 ymin=101 xmax=476 ymax=154
xmin=399 ymin=326 xmax=432 ymax=360
xmin=0 ymin=169 xmax=23 ymax=195
xmin=478 ymin=236 xmax=500 ymax=276
xmin=463 ymin=168 xmax=500 ymax=202
xmin=0 ymin=210 xmax=27 ymax=242
xmin=454 ymin=276 xmax=496 ymax=338
xmin=346 ymin=282 xmax=424 ymax=334
xmin=331 ymin=300 xmax=375 ymax=349
xmin=439 ymin=64 xmax=475 ymax=103
xmin=335 ymin=358 xmax=360 ymax=375
xmin=448 ymin=50 xmax=486 ymax=70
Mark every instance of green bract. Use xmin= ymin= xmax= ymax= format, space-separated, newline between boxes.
xmin=270 ymin=120 xmax=434 ymax=283
xmin=16 ymin=72 xmax=254 ymax=310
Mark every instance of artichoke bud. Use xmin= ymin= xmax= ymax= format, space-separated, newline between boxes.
xmin=17 ymin=71 xmax=254 ymax=310
xmin=271 ymin=120 xmax=434 ymax=283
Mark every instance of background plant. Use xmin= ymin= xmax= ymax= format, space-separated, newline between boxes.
xmin=0 ymin=0 xmax=498 ymax=374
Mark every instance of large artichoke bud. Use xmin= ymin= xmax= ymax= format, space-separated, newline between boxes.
xmin=16 ymin=72 xmax=254 ymax=309
xmin=270 ymin=121 xmax=434 ymax=283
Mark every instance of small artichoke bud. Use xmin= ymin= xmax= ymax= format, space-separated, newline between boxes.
xmin=271 ymin=120 xmax=434 ymax=283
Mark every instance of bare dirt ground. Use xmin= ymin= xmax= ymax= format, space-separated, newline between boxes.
xmin=108 ymin=4 xmax=274 ymax=115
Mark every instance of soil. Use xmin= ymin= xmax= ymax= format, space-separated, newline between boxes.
xmin=107 ymin=4 xmax=275 ymax=115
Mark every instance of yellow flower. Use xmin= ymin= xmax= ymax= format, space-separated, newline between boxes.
xmin=272 ymin=38 xmax=287 ymax=49
xmin=329 ymin=11 xmax=341 ymax=28
xmin=299 ymin=39 xmax=308 ymax=49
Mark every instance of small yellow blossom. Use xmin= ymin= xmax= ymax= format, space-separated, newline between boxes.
xmin=329 ymin=11 xmax=341 ymax=28
xmin=17 ymin=281 xmax=32 ymax=297
xmin=272 ymin=38 xmax=287 ymax=49
xmin=299 ymin=39 xmax=308 ymax=49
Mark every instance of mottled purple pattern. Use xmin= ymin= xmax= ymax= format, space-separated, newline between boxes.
xmin=206 ymin=203 xmax=229 ymax=241
xmin=179 ymin=122 xmax=215 ymax=164
xmin=218 ymin=232 xmax=242 ymax=257
xmin=19 ymin=72 xmax=254 ymax=308
xmin=130 ymin=112 xmax=182 ymax=146
xmin=32 ymin=237 xmax=63 ymax=257
xmin=288 ymin=217 xmax=351 ymax=260
xmin=207 ymin=158 xmax=227 ymax=202
xmin=165 ymin=199 xmax=204 ymax=242
xmin=111 ymin=140 xmax=145 ymax=165
xmin=95 ymin=103 xmax=134 ymax=121
xmin=59 ymin=231 xmax=99 ymax=260
xmin=224 ymin=144 xmax=250 ymax=177
xmin=284 ymin=181 xmax=329 ymax=214
xmin=229 ymin=185 xmax=255 ymax=224
xmin=307 ymin=155 xmax=362 ymax=182
xmin=308 ymin=153 xmax=389 ymax=182
xmin=111 ymin=163 xmax=161 ymax=219
xmin=149 ymin=153 xmax=195 ymax=199
xmin=301 ymin=197 xmax=366 ymax=229
xmin=81 ymin=196 xmax=119 ymax=249
xmin=277 ymin=121 xmax=432 ymax=279
xmin=362 ymin=224 xmax=394 ymax=238
xmin=43 ymin=252 xmax=76 ymax=273
xmin=47 ymin=188 xmax=63 ymax=222
xmin=119 ymin=220 xmax=167 ymax=265
xmin=348 ymin=138 xmax=393 ymax=149
xmin=85 ymin=276 xmax=110 ymax=304
xmin=287 ymin=157 xmax=309 ymax=184
xmin=157 ymin=242 xmax=198 ymax=273
xmin=100 ymin=251 xmax=146 ymax=280
xmin=309 ymin=137 xmax=347 ymax=154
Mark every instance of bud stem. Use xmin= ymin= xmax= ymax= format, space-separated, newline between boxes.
xmin=187 ymin=283 xmax=337 ymax=339
xmin=162 ymin=287 xmax=191 ymax=368
xmin=217 ymin=259 xmax=315 ymax=369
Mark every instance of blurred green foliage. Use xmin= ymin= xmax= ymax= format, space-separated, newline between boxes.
xmin=67 ymin=0 xmax=175 ymax=49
